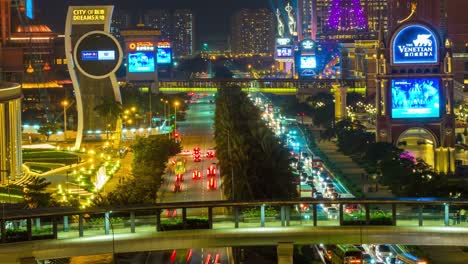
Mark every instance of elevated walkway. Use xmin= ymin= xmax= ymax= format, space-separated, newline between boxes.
xmin=2 ymin=226 xmax=468 ymax=263
xmin=1 ymin=198 xmax=468 ymax=263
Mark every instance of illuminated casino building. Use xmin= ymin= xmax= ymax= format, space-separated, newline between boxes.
xmin=231 ymin=9 xmax=275 ymax=55
xmin=0 ymin=82 xmax=22 ymax=185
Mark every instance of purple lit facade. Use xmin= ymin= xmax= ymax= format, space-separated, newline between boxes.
xmin=327 ymin=0 xmax=367 ymax=32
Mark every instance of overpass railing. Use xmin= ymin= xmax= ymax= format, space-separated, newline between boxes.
xmin=1 ymin=198 xmax=467 ymax=243
xmin=158 ymin=79 xmax=360 ymax=90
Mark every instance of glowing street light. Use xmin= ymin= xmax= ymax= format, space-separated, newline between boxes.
xmin=62 ymin=100 xmax=69 ymax=141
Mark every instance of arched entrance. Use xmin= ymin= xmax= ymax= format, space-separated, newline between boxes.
xmin=396 ymin=127 xmax=438 ymax=167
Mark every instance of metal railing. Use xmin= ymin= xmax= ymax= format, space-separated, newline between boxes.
xmin=1 ymin=198 xmax=467 ymax=243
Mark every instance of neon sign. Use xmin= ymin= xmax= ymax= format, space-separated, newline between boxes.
xmin=392 ymin=24 xmax=438 ymax=64
xmin=301 ymin=39 xmax=315 ymax=50
xmin=72 ymin=8 xmax=106 ymax=22
xmin=157 ymin=41 xmax=171 ymax=48
xmin=276 ymin=38 xmax=291 ymax=46
xmin=128 ymin=42 xmax=154 ymax=51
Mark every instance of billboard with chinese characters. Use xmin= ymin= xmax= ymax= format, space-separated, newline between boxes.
xmin=276 ymin=47 xmax=293 ymax=58
xmin=391 ymin=78 xmax=440 ymax=119
xmin=391 ymin=24 xmax=438 ymax=65
xmin=157 ymin=42 xmax=172 ymax=64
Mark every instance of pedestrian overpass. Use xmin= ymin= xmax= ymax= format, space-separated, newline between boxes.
xmin=154 ymin=78 xmax=366 ymax=95
xmin=1 ymin=198 xmax=467 ymax=263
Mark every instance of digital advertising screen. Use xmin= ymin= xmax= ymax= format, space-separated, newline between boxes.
xmin=81 ymin=50 xmax=115 ymax=61
xmin=26 ymin=0 xmax=34 ymax=19
xmin=75 ymin=32 xmax=121 ymax=78
xmin=157 ymin=48 xmax=172 ymax=64
xmin=128 ymin=52 xmax=155 ymax=73
xmin=300 ymin=56 xmax=317 ymax=69
xmin=276 ymin=47 xmax=293 ymax=58
xmin=391 ymin=78 xmax=440 ymax=119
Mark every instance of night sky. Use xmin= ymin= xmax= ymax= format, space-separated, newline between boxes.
xmin=37 ymin=0 xmax=271 ymax=44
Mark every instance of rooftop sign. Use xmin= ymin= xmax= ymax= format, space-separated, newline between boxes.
xmin=391 ymin=24 xmax=438 ymax=65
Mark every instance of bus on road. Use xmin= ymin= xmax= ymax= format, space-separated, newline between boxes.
xmin=330 ymin=245 xmax=363 ymax=264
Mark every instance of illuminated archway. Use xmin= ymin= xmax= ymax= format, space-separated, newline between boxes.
xmin=396 ymin=127 xmax=438 ymax=167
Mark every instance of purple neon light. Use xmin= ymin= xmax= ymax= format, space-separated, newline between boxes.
xmin=327 ymin=0 xmax=367 ymax=31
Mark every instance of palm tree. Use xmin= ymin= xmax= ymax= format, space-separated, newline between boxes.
xmin=23 ymin=177 xmax=52 ymax=209
xmin=94 ymin=97 xmax=123 ymax=139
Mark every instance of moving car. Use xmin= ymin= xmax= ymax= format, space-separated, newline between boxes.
xmin=192 ymin=169 xmax=202 ymax=179
xmin=207 ymin=164 xmax=217 ymax=177
xmin=173 ymin=181 xmax=182 ymax=192
xmin=176 ymin=173 xmax=184 ymax=182
xmin=375 ymin=244 xmax=392 ymax=262
xmin=174 ymin=158 xmax=186 ymax=175
xmin=362 ymin=253 xmax=375 ymax=264
xmin=207 ymin=177 xmax=217 ymax=190
xmin=314 ymin=192 xmax=323 ymax=199
xmin=206 ymin=149 xmax=215 ymax=158
xmin=194 ymin=154 xmax=202 ymax=162
xmin=327 ymin=207 xmax=338 ymax=219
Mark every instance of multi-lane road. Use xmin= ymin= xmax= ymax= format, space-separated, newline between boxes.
xmin=157 ymin=93 xmax=229 ymax=264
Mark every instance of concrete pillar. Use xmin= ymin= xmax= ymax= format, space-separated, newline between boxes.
xmin=130 ymin=211 xmax=135 ymax=233
xmin=52 ymin=218 xmax=58 ymax=239
xmin=444 ymin=204 xmax=450 ymax=226
xmin=182 ymin=208 xmax=187 ymax=229
xmin=365 ymin=204 xmax=370 ymax=225
xmin=277 ymin=242 xmax=294 ymax=264
xmin=234 ymin=207 xmax=239 ymax=228
xmin=418 ymin=205 xmax=423 ymax=226
xmin=78 ymin=214 xmax=84 ymax=237
xmin=27 ymin=219 xmax=32 ymax=240
xmin=260 ymin=205 xmax=265 ymax=227
xmin=104 ymin=212 xmax=110 ymax=235
xmin=312 ymin=204 xmax=317 ymax=226
xmin=280 ymin=206 xmax=286 ymax=227
xmin=208 ymin=207 xmax=213 ymax=229
xmin=35 ymin=218 xmax=41 ymax=231
xmin=339 ymin=204 xmax=344 ymax=225
xmin=156 ymin=209 xmax=161 ymax=232
xmin=63 ymin=216 xmax=69 ymax=232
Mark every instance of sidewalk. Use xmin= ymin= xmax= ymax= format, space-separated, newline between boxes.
xmin=102 ymin=152 xmax=133 ymax=195
xmin=311 ymin=130 xmax=394 ymax=198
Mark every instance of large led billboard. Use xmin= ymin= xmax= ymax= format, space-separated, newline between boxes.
xmin=157 ymin=48 xmax=172 ymax=64
xmin=276 ymin=47 xmax=293 ymax=58
xmin=300 ymin=56 xmax=317 ymax=69
xmin=74 ymin=31 xmax=122 ymax=78
xmin=128 ymin=52 xmax=155 ymax=73
xmin=391 ymin=78 xmax=440 ymax=119
xmin=26 ymin=0 xmax=34 ymax=19
xmin=391 ymin=24 xmax=438 ymax=64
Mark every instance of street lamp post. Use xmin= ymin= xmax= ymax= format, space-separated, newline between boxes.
xmin=174 ymin=101 xmax=180 ymax=132
xmin=62 ymin=100 xmax=68 ymax=141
